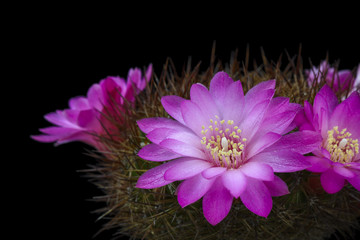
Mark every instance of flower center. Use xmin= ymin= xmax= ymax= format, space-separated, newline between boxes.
xmin=326 ymin=126 xmax=359 ymax=164
xmin=200 ymin=116 xmax=247 ymax=169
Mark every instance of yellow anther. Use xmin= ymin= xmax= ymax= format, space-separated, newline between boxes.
xmin=242 ymin=138 xmax=247 ymax=142
xmin=237 ymin=129 xmax=242 ymax=134
xmin=233 ymin=135 xmax=240 ymax=139
xmin=220 ymin=120 xmax=225 ymax=125
xmin=215 ymin=115 xmax=219 ymax=119
xmin=234 ymin=126 xmax=238 ymax=130
xmin=202 ymin=125 xmax=205 ymax=129
xmin=225 ymin=128 xmax=230 ymax=133
xmin=215 ymin=127 xmax=219 ymax=131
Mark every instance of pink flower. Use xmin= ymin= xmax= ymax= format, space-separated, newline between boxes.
xmin=32 ymin=65 xmax=152 ymax=149
xmin=306 ymin=61 xmax=353 ymax=92
xmin=295 ymin=85 xmax=360 ymax=194
xmin=136 ymin=72 xmax=320 ymax=225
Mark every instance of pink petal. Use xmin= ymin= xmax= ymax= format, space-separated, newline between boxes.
xmin=161 ymin=95 xmax=187 ymax=124
xmin=240 ymin=162 xmax=274 ymax=181
xmin=209 ymin=72 xmax=234 ymax=110
xmin=348 ymin=175 xmax=360 ymax=191
xmin=77 ymin=109 xmax=99 ymax=129
xmin=181 ymin=100 xmax=208 ymax=137
xmin=258 ymin=110 xmax=298 ymax=135
xmin=263 ymin=130 xmax=322 ymax=155
xmin=159 ymin=139 xmax=206 ymax=159
xmin=44 ymin=111 xmax=70 ymax=127
xmin=138 ymin=144 xmax=182 ymax=162
xmin=333 ymin=163 xmax=356 ymax=178
xmin=164 ymin=159 xmax=212 ymax=181
xmin=202 ymin=167 xmax=227 ymax=179
xmin=239 ymin=177 xmax=272 ymax=217
xmin=137 ymin=117 xmax=187 ymax=134
xmin=202 ymin=179 xmax=233 ymax=225
xmin=146 ymin=127 xmax=201 ymax=148
xmin=68 ymin=96 xmax=90 ymax=110
xmin=329 ymin=92 xmax=360 ymax=136
xmin=306 ymin=156 xmax=331 ymax=172
xmin=177 ymin=174 xmax=216 ymax=207
xmin=240 ymin=100 xmax=271 ymax=140
xmin=313 ymin=85 xmax=338 ymax=121
xmin=87 ymin=83 xmax=105 ymax=110
xmin=243 ymin=80 xmax=275 ymax=116
xmin=246 ymin=132 xmax=281 ymax=159
xmin=221 ymin=80 xmax=245 ymax=123
xmin=250 ymin=150 xmax=310 ymax=172
xmin=263 ymin=175 xmax=289 ymax=197
xmin=221 ymin=169 xmax=247 ymax=198
xmin=190 ymin=83 xmax=220 ymax=120
xmin=39 ymin=126 xmax=79 ymax=137
xmin=31 ymin=134 xmax=62 ymax=143
xmin=337 ymin=70 xmax=353 ymax=91
xmin=320 ymin=169 xmax=345 ymax=194
xmin=136 ymin=158 xmax=192 ymax=189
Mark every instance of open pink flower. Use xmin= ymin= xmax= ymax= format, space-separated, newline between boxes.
xmin=295 ymin=85 xmax=360 ymax=193
xmin=32 ymin=65 xmax=152 ymax=149
xmin=136 ymin=72 xmax=320 ymax=225
xmin=306 ymin=61 xmax=353 ymax=92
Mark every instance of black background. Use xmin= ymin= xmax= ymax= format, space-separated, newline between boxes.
xmin=10 ymin=10 xmax=359 ymax=240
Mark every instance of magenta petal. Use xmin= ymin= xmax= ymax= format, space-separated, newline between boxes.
xmin=209 ymin=72 xmax=234 ymax=110
xmin=44 ymin=112 xmax=69 ymax=127
xmin=222 ymin=80 xmax=245 ymax=123
xmin=263 ymin=130 xmax=322 ymax=155
xmin=190 ymin=83 xmax=220 ymax=119
xmin=329 ymin=92 xmax=360 ymax=135
xmin=263 ymin=175 xmax=289 ymax=197
xmin=87 ymin=83 xmax=105 ymax=110
xmin=39 ymin=126 xmax=79 ymax=136
xmin=164 ymin=160 xmax=212 ymax=181
xmin=161 ymin=95 xmax=186 ymax=124
xmin=136 ymin=158 xmax=192 ymax=189
xmin=243 ymin=80 xmax=275 ymax=116
xmin=138 ymin=144 xmax=182 ymax=161
xmin=69 ymin=96 xmax=90 ymax=110
xmin=246 ymin=132 xmax=281 ymax=159
xmin=146 ymin=128 xmax=201 ymax=148
xmin=177 ymin=174 xmax=216 ymax=207
xmin=77 ymin=109 xmax=98 ymax=129
xmin=240 ymin=100 xmax=271 ymax=140
xmin=313 ymin=85 xmax=338 ymax=120
xmin=306 ymin=156 xmax=331 ymax=172
xmin=221 ymin=169 xmax=247 ymax=198
xmin=239 ymin=177 xmax=272 ymax=217
xmin=159 ymin=139 xmax=206 ymax=159
xmin=137 ymin=117 xmax=186 ymax=134
xmin=320 ymin=169 xmax=345 ymax=194
xmin=259 ymin=110 xmax=298 ymax=135
xmin=202 ymin=167 xmax=227 ymax=179
xmin=348 ymin=175 xmax=360 ymax=191
xmin=203 ymin=179 xmax=233 ymax=225
xmin=181 ymin=100 xmax=208 ymax=136
xmin=250 ymin=150 xmax=310 ymax=172
xmin=31 ymin=134 xmax=61 ymax=143
xmin=333 ymin=164 xmax=356 ymax=178
xmin=240 ymin=162 xmax=274 ymax=181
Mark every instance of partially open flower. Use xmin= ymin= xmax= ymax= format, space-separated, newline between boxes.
xmin=136 ymin=72 xmax=321 ymax=225
xmin=295 ymin=85 xmax=360 ymax=193
xmin=32 ymin=65 xmax=152 ymax=149
xmin=306 ymin=61 xmax=353 ymax=92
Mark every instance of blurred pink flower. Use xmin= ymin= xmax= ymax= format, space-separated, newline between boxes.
xmin=32 ymin=65 xmax=152 ymax=149
xmin=295 ymin=85 xmax=360 ymax=193
xmin=136 ymin=72 xmax=320 ymax=225
xmin=306 ymin=61 xmax=353 ymax=92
